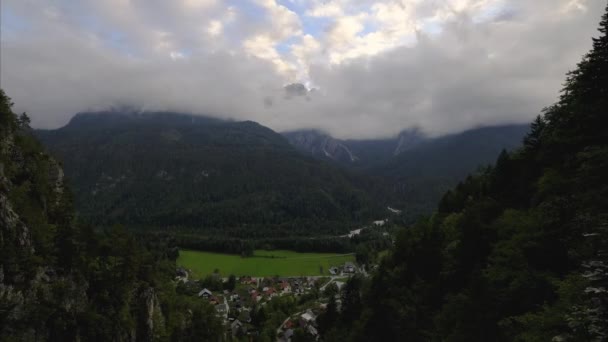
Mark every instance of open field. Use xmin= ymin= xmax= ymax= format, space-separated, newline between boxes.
xmin=177 ymin=249 xmax=355 ymax=278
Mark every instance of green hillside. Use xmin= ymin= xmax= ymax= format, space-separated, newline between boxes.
xmin=0 ymin=91 xmax=224 ymax=341
xmin=37 ymin=112 xmax=385 ymax=238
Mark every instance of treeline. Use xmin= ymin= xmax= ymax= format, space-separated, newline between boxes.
xmin=0 ymin=91 xmax=225 ymax=341
xmin=321 ymin=7 xmax=608 ymax=341
xmin=167 ymin=227 xmax=393 ymax=256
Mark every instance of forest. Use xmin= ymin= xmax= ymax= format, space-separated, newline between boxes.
xmin=317 ymin=6 xmax=608 ymax=341
xmin=36 ymin=112 xmax=387 ymax=241
xmin=0 ymin=91 xmax=225 ymax=341
xmin=1 ymin=3 xmax=607 ymax=342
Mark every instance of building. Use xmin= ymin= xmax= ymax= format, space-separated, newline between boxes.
xmin=279 ymin=281 xmax=292 ymax=294
xmin=215 ymin=301 xmax=229 ymax=319
xmin=231 ymin=319 xmax=244 ymax=337
xmin=344 ymin=262 xmax=357 ymax=273
xmin=265 ymin=288 xmax=277 ymax=298
xmin=198 ymin=288 xmax=213 ymax=298
xmin=300 ymin=309 xmax=316 ymax=328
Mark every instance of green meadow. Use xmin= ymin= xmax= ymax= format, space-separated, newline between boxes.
xmin=177 ymin=249 xmax=355 ymax=278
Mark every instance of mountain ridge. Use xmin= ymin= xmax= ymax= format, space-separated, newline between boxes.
xmin=36 ymin=111 xmax=386 ymax=238
xmin=284 ymin=124 xmax=529 ymax=218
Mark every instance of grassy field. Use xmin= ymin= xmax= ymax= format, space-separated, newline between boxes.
xmin=177 ymin=249 xmax=355 ymax=278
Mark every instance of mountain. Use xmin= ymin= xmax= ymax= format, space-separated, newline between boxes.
xmin=0 ymin=91 xmax=224 ymax=340
xmin=283 ymin=130 xmax=360 ymax=163
xmin=374 ymin=124 xmax=530 ymax=216
xmin=285 ymin=124 xmax=529 ymax=219
xmin=392 ymin=129 xmax=426 ymax=156
xmin=36 ymin=111 xmax=385 ymax=238
xmin=283 ymin=129 xmax=426 ymax=166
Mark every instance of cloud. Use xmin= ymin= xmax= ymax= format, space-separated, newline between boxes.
xmin=0 ymin=0 xmax=604 ymax=139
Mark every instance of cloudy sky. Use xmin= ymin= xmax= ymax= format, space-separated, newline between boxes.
xmin=0 ymin=0 xmax=605 ymax=138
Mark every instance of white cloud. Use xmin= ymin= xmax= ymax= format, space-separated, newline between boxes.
xmin=207 ymin=20 xmax=223 ymax=37
xmin=307 ymin=1 xmax=345 ymax=17
xmin=181 ymin=0 xmax=217 ymax=9
xmin=255 ymin=0 xmax=302 ymax=40
xmin=0 ymin=0 xmax=605 ymax=139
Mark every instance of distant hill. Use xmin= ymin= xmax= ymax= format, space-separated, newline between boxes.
xmin=374 ymin=125 xmax=530 ymax=217
xmin=284 ymin=124 xmax=529 ymax=219
xmin=36 ymin=111 xmax=385 ymax=238
xmin=282 ymin=129 xmax=425 ymax=166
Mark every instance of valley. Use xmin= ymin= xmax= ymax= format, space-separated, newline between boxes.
xmin=1 ymin=3 xmax=606 ymax=340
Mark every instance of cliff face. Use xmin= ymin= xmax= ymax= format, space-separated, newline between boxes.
xmin=283 ymin=130 xmax=360 ymax=163
xmin=0 ymin=116 xmax=81 ymax=340
xmin=0 ymin=91 xmax=172 ymax=341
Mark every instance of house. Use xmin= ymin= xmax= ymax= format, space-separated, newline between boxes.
xmin=231 ymin=319 xmax=244 ymax=337
xmin=300 ymin=310 xmax=316 ymax=327
xmin=283 ymin=329 xmax=294 ymax=340
xmin=265 ymin=288 xmax=277 ymax=298
xmin=284 ymin=320 xmax=295 ymax=330
xmin=344 ymin=262 xmax=356 ymax=273
xmin=215 ymin=301 xmax=229 ymax=317
xmin=279 ymin=281 xmax=291 ymax=294
xmin=175 ymin=268 xmax=189 ymax=282
xmin=329 ymin=266 xmax=339 ymax=275
xmin=307 ymin=325 xmax=319 ymax=338
xmin=230 ymin=293 xmax=240 ymax=302
xmin=209 ymin=296 xmax=220 ymax=305
xmin=198 ymin=288 xmax=213 ymax=298
xmin=240 ymin=276 xmax=257 ymax=286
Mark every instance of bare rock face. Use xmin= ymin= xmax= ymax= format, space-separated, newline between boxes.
xmin=138 ymin=287 xmax=165 ymax=341
xmin=285 ymin=130 xmax=359 ymax=163
xmin=0 ymin=180 xmax=33 ymax=253
xmin=393 ymin=129 xmax=425 ymax=156
xmin=48 ymin=158 xmax=65 ymax=201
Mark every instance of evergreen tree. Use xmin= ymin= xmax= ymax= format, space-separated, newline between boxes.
xmin=326 ymin=4 xmax=608 ymax=341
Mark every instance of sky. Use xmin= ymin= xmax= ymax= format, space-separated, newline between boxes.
xmin=0 ymin=0 xmax=605 ymax=139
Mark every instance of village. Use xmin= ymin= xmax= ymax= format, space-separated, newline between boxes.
xmin=176 ymin=261 xmax=363 ymax=341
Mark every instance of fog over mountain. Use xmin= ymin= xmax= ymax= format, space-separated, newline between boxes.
xmin=1 ymin=0 xmax=605 ymax=138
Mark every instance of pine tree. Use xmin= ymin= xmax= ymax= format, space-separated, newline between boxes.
xmin=523 ymin=115 xmax=546 ymax=151
xmin=546 ymin=4 xmax=608 ymax=150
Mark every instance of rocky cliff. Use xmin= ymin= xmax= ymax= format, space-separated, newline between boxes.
xmin=0 ymin=90 xmax=207 ymax=341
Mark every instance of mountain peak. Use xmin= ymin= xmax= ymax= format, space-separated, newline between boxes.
xmin=283 ymin=130 xmax=359 ymax=163
xmin=394 ymin=128 xmax=426 ymax=156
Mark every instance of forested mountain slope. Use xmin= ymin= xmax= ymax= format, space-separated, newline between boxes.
xmin=36 ymin=112 xmax=385 ymax=238
xmin=285 ymin=125 xmax=529 ymax=220
xmin=0 ymin=91 xmax=224 ymax=341
xmin=374 ymin=125 xmax=529 ymax=218
xmin=320 ymin=6 xmax=608 ymax=341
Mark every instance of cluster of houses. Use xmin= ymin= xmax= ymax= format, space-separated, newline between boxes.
xmin=175 ymin=260 xmax=362 ymax=339
xmin=328 ymin=261 xmax=357 ymax=275
xmin=278 ymin=309 xmax=320 ymax=341
xmin=190 ymin=275 xmax=328 ymax=338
